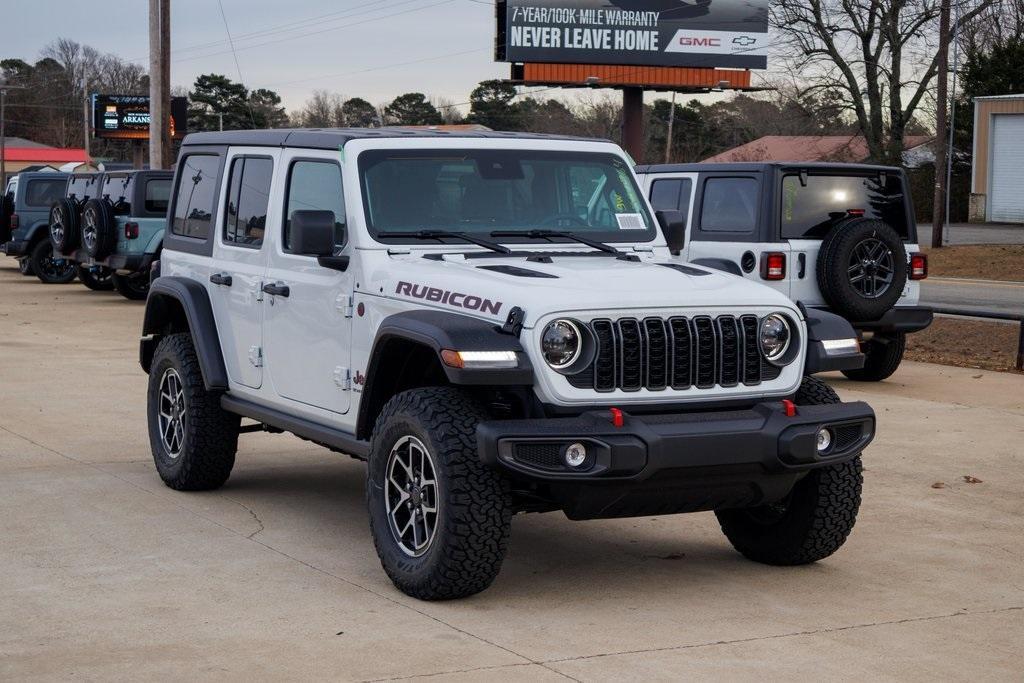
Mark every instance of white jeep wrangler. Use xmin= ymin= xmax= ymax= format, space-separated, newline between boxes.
xmin=141 ymin=129 xmax=876 ymax=600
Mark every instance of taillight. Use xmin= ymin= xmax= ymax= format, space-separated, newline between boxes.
xmin=847 ymin=209 xmax=866 ymax=217
xmin=760 ymin=252 xmax=786 ymax=281
xmin=909 ymin=252 xmax=927 ymax=280
xmin=125 ymin=222 xmax=139 ymax=239
xmin=10 ymin=214 xmax=19 ymax=230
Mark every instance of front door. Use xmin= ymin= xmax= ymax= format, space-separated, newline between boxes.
xmin=262 ymin=151 xmax=353 ymax=415
xmin=209 ymin=149 xmax=277 ymax=389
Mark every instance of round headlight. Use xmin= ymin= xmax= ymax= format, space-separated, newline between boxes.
xmin=759 ymin=314 xmax=792 ymax=363
xmin=541 ymin=319 xmax=582 ymax=369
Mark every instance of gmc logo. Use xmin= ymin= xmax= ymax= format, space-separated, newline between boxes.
xmin=679 ymin=37 xmax=720 ymax=47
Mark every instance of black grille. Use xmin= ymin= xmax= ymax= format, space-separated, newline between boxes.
xmin=512 ymin=443 xmax=564 ymax=471
xmin=833 ymin=424 xmax=864 ymax=451
xmin=569 ymin=315 xmax=779 ymax=392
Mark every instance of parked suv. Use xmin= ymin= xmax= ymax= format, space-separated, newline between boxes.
xmin=49 ymin=171 xmax=115 ymax=290
xmin=60 ymin=170 xmax=173 ymax=299
xmin=141 ymin=129 xmax=876 ymax=600
xmin=636 ymin=163 xmax=933 ymax=381
xmin=1 ymin=171 xmax=76 ymax=283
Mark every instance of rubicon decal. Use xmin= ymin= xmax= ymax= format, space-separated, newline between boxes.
xmin=396 ymin=282 xmax=503 ymax=316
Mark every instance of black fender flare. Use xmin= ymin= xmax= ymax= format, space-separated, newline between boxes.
xmin=800 ymin=304 xmax=865 ymax=375
xmin=690 ymin=257 xmax=743 ymax=276
xmin=140 ymin=276 xmax=228 ymax=391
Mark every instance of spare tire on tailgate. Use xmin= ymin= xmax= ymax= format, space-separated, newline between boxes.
xmin=49 ymin=199 xmax=81 ymax=253
xmin=81 ymin=198 xmax=118 ymax=259
xmin=816 ymin=217 xmax=907 ymax=321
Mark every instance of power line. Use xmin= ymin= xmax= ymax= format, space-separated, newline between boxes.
xmin=216 ymin=0 xmax=258 ymax=128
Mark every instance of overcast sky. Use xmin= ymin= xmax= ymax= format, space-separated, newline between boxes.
xmin=3 ymin=0 xmax=513 ymax=112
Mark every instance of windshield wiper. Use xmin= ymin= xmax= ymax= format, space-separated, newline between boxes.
xmin=489 ymin=229 xmax=622 ymax=256
xmin=376 ymin=229 xmax=511 ymax=254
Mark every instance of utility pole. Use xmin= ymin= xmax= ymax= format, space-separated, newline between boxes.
xmin=149 ymin=0 xmax=171 ymax=169
xmin=1 ymin=84 xmax=26 ymax=188
xmin=931 ymin=0 xmax=952 ymax=249
xmin=82 ymin=76 xmax=91 ymax=160
xmin=664 ymin=91 xmax=677 ymax=164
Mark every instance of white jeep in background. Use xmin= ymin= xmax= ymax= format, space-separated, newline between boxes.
xmin=637 ymin=162 xmax=933 ymax=381
xmin=141 ymin=129 xmax=875 ymax=600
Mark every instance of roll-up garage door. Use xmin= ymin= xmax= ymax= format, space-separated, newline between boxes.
xmin=990 ymin=114 xmax=1024 ymax=223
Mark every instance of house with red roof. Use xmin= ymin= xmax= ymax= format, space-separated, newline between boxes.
xmin=1 ymin=141 xmax=95 ymax=184
xmin=702 ymin=135 xmax=934 ymax=165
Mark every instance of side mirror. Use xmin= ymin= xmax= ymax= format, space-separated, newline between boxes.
xmin=290 ymin=210 xmax=339 ymax=256
xmin=656 ymin=210 xmax=686 ymax=256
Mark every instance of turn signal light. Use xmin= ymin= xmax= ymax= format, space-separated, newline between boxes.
xmin=909 ymin=252 xmax=927 ymax=280
xmin=124 ymin=222 xmax=140 ymax=239
xmin=761 ymin=252 xmax=786 ymax=281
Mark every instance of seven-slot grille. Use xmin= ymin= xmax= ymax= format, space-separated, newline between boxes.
xmin=568 ymin=315 xmax=782 ymax=392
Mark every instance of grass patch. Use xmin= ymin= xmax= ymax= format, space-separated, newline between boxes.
xmin=906 ymin=317 xmax=1023 ymax=374
xmin=922 ymin=244 xmax=1024 ymax=281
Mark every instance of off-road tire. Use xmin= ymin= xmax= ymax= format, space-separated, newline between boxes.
xmin=367 ymin=387 xmax=512 ymax=600
xmin=817 ymin=218 xmax=907 ymax=321
xmin=30 ymin=239 xmax=77 ymax=284
xmin=841 ymin=332 xmax=905 ymax=382
xmin=18 ymin=258 xmax=35 ymax=276
xmin=81 ymin=199 xmax=118 ymax=260
xmin=77 ymin=265 xmax=115 ymax=291
xmin=49 ymin=199 xmax=81 ymax=253
xmin=112 ymin=271 xmax=150 ymax=301
xmin=147 ymin=333 xmax=240 ymax=491
xmin=716 ymin=376 xmax=863 ymax=565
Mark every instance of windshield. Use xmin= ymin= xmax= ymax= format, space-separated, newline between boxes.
xmin=781 ymin=173 xmax=911 ymax=240
xmin=359 ymin=149 xmax=655 ymax=244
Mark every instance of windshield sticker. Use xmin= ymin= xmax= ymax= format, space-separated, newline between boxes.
xmin=616 ymin=213 xmax=645 ymax=230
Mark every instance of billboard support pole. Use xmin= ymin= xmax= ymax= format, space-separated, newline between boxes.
xmin=132 ymin=140 xmax=145 ymax=170
xmin=149 ymin=0 xmax=171 ymax=169
xmin=622 ymin=87 xmax=645 ymax=162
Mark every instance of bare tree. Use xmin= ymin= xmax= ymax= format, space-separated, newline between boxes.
xmin=292 ymin=89 xmax=345 ymax=128
xmin=772 ymin=0 xmax=995 ymax=162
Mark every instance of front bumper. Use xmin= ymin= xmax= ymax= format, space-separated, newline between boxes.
xmin=478 ymin=400 xmax=874 ymax=519
xmin=2 ymin=240 xmax=29 ymax=257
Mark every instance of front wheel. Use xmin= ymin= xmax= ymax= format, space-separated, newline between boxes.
xmin=112 ymin=271 xmax=150 ymax=300
xmin=18 ymin=258 xmax=34 ymax=276
xmin=77 ymin=266 xmax=115 ymax=291
xmin=147 ymin=333 xmax=240 ymax=490
xmin=716 ymin=376 xmax=863 ymax=565
xmin=367 ymin=387 xmax=512 ymax=600
xmin=31 ymin=240 xmax=77 ymax=284
xmin=841 ymin=332 xmax=905 ymax=382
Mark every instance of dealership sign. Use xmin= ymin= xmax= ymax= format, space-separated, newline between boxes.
xmin=91 ymin=94 xmax=188 ymax=140
xmin=496 ymin=0 xmax=769 ymax=69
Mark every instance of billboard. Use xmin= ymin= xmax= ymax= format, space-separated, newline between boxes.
xmin=496 ymin=0 xmax=769 ymax=70
xmin=91 ymin=94 xmax=188 ymax=140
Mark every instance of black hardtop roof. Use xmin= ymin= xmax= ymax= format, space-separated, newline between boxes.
xmin=70 ymin=171 xmax=104 ymax=180
xmin=636 ymin=161 xmax=904 ymax=174
xmin=181 ymin=127 xmax=610 ymax=149
xmin=103 ymin=169 xmax=175 ymax=179
xmin=15 ymin=171 xmax=69 ymax=180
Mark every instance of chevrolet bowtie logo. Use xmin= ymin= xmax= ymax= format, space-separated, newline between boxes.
xmin=732 ymin=36 xmax=757 ymax=47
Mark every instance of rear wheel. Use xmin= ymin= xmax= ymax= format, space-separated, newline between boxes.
xmin=147 ymin=334 xmax=240 ymax=490
xmin=817 ymin=218 xmax=907 ymax=321
xmin=112 ymin=271 xmax=150 ymax=300
xmin=716 ymin=376 xmax=863 ymax=565
xmin=49 ymin=199 xmax=80 ymax=253
xmin=81 ymin=199 xmax=118 ymax=259
xmin=77 ymin=265 xmax=115 ymax=291
xmin=31 ymin=240 xmax=77 ymax=284
xmin=841 ymin=332 xmax=905 ymax=382
xmin=367 ymin=387 xmax=512 ymax=600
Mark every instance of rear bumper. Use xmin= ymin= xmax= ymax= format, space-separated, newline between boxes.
xmin=72 ymin=250 xmax=152 ymax=273
xmin=2 ymin=240 xmax=29 ymax=257
xmin=853 ymin=306 xmax=933 ymax=334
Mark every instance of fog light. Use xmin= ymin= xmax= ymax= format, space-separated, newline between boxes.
xmin=564 ymin=442 xmax=587 ymax=468
xmin=816 ymin=428 xmax=833 ymax=453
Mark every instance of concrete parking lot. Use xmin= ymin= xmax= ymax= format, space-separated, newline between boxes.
xmin=1 ymin=259 xmax=1022 ymax=681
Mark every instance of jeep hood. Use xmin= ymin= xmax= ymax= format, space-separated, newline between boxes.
xmin=369 ymin=252 xmax=798 ymax=327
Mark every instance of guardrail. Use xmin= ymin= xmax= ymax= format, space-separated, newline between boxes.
xmin=930 ymin=307 xmax=1024 ymax=371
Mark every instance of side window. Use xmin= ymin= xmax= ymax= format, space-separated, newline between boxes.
xmin=171 ymin=155 xmax=221 ymax=239
xmin=223 ymin=157 xmax=273 ymax=248
xmin=283 ymin=160 xmax=345 ymax=253
xmin=699 ymin=177 xmax=758 ymax=233
xmin=649 ymin=178 xmax=693 ymax=217
xmin=145 ymin=179 xmax=171 ymax=214
xmin=25 ymin=179 xmax=67 ymax=207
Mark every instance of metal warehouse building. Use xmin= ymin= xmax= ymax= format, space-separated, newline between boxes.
xmin=970 ymin=94 xmax=1024 ymax=223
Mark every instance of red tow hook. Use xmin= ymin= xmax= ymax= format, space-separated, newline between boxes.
xmin=782 ymin=399 xmax=798 ymax=417
xmin=609 ymin=407 xmax=624 ymax=428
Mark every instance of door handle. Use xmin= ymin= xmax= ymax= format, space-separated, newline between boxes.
xmin=262 ymin=282 xmax=290 ymax=298
xmin=797 ymin=253 xmax=807 ymax=279
xmin=209 ymin=272 xmax=233 ymax=286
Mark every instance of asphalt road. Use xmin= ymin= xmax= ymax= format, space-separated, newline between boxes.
xmin=921 ymin=277 xmax=1024 ymax=317
xmin=1 ymin=259 xmax=1023 ymax=680
xmin=917 ymin=222 xmax=1024 ymax=246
